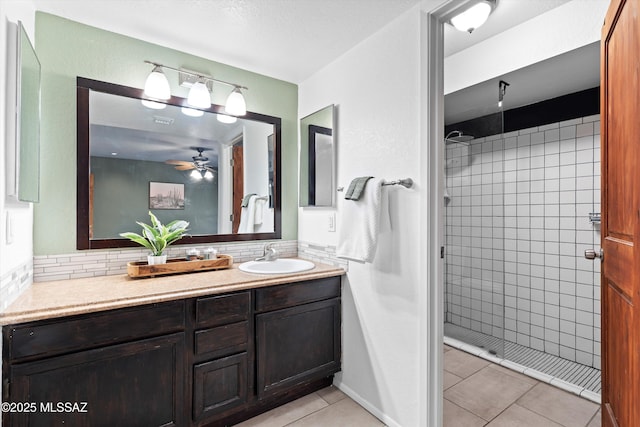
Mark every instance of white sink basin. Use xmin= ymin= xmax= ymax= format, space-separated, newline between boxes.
xmin=238 ymin=258 xmax=315 ymax=274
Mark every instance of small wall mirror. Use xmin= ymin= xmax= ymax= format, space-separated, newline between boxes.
xmin=299 ymin=105 xmax=335 ymax=207
xmin=5 ymin=21 xmax=41 ymax=203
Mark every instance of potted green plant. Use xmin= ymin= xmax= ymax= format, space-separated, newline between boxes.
xmin=120 ymin=211 xmax=189 ymax=265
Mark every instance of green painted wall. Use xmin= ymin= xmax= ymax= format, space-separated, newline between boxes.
xmin=91 ymin=156 xmax=218 ymax=238
xmin=34 ymin=12 xmax=298 ymax=255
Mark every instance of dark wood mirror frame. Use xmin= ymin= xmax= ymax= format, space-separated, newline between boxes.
xmin=76 ymin=77 xmax=281 ymax=250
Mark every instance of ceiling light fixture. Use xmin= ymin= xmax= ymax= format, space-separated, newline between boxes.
xmin=449 ymin=0 xmax=497 ymax=33
xmin=143 ymin=61 xmax=248 ymax=117
xmin=190 ymin=169 xmax=203 ymax=180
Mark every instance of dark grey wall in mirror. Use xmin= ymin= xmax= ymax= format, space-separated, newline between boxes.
xmin=299 ymin=105 xmax=335 ymax=207
xmin=6 ymin=21 xmax=41 ymax=203
xmin=77 ymin=77 xmax=281 ymax=250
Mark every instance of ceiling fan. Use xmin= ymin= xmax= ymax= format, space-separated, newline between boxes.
xmin=165 ymin=147 xmax=216 ymax=180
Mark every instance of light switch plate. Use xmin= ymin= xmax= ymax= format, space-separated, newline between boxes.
xmin=328 ymin=212 xmax=336 ymax=232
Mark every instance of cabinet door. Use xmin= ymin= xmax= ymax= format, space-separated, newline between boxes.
xmin=7 ymin=333 xmax=185 ymax=427
xmin=192 ymin=352 xmax=248 ymax=421
xmin=256 ymin=298 xmax=340 ymax=398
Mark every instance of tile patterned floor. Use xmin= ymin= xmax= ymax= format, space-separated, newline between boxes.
xmin=235 ymin=386 xmax=383 ymax=427
xmin=443 ymin=345 xmax=602 ymax=427
xmin=236 ymin=347 xmax=602 ymax=426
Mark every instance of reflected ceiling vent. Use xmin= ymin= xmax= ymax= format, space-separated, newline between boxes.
xmin=153 ymin=116 xmax=174 ymax=126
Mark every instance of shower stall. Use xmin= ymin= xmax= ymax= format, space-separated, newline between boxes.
xmin=443 ymin=81 xmax=602 ymax=400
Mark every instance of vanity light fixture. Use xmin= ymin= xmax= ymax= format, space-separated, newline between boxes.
xmin=181 ymin=107 xmax=204 ymax=117
xmin=225 ymin=87 xmax=247 ymax=116
xmin=143 ymin=61 xmax=248 ymax=117
xmin=144 ymin=65 xmax=171 ymax=100
xmin=187 ymin=77 xmax=211 ymax=109
xmin=217 ymin=114 xmax=237 ymax=124
xmin=449 ymin=0 xmax=497 ymax=33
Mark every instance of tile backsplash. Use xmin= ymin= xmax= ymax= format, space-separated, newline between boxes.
xmin=33 ymin=240 xmax=298 ymax=282
xmin=1 ymin=261 xmax=33 ymax=310
xmin=445 ymin=114 xmax=601 ymax=369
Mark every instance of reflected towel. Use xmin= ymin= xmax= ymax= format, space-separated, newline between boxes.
xmin=242 ymin=193 xmax=256 ymax=207
xmin=337 ymin=177 xmax=385 ymax=263
xmin=254 ymin=197 xmax=266 ymax=225
xmin=238 ymin=195 xmax=257 ymax=233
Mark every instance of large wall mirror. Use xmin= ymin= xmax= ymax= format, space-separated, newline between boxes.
xmin=299 ymin=105 xmax=335 ymax=207
xmin=5 ymin=21 xmax=41 ymax=203
xmin=77 ymin=77 xmax=281 ymax=250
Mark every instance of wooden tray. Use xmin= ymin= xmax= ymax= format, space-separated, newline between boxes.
xmin=127 ymin=254 xmax=233 ymax=278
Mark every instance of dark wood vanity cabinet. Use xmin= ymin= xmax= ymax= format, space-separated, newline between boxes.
xmin=255 ymin=278 xmax=341 ymax=399
xmin=2 ymin=275 xmax=342 ymax=427
xmin=2 ymin=301 xmax=186 ymax=427
xmin=191 ymin=291 xmax=252 ymax=422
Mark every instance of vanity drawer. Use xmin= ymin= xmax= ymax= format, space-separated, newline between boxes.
xmin=195 ymin=291 xmax=251 ymax=328
xmin=194 ymin=321 xmax=249 ymax=358
xmin=7 ymin=301 xmax=185 ymax=361
xmin=255 ymin=277 xmax=341 ymax=313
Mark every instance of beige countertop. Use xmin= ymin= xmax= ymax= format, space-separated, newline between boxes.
xmin=0 ymin=259 xmax=344 ymax=326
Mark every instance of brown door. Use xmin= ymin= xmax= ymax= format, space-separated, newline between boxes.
xmin=600 ymin=0 xmax=640 ymax=425
xmin=232 ymin=143 xmax=244 ymax=233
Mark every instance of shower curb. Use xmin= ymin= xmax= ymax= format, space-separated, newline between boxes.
xmin=444 ymin=336 xmax=601 ymax=404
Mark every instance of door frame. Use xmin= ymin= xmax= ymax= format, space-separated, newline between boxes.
xmin=422 ymin=2 xmax=477 ymax=426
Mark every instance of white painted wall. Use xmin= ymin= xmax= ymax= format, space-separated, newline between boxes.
xmin=444 ymin=0 xmax=609 ymax=94
xmin=1 ymin=1 xmax=36 ymax=296
xmin=299 ymin=6 xmax=425 ymax=426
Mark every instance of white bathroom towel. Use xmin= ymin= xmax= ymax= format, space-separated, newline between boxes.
xmin=337 ymin=177 xmax=386 ymax=263
xmin=254 ymin=197 xmax=266 ymax=225
xmin=238 ymin=195 xmax=257 ymax=233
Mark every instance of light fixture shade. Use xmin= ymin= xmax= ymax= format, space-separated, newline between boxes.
xmin=204 ymin=170 xmax=214 ymax=180
xmin=451 ymin=1 xmax=493 ymax=33
xmin=217 ymin=113 xmax=237 ymax=124
xmin=144 ymin=66 xmax=171 ymax=100
xmin=181 ymin=107 xmax=204 ymax=117
xmin=141 ymin=99 xmax=166 ymax=110
xmin=225 ymin=87 xmax=246 ymax=116
xmin=187 ymin=79 xmax=211 ymax=109
xmin=190 ymin=169 xmax=203 ymax=180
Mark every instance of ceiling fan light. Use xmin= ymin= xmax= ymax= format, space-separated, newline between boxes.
xmin=181 ymin=107 xmax=204 ymax=117
xmin=141 ymin=99 xmax=166 ymax=110
xmin=144 ymin=65 xmax=171 ymax=100
xmin=225 ymin=87 xmax=246 ymax=116
xmin=190 ymin=169 xmax=203 ymax=180
xmin=451 ymin=1 xmax=493 ymax=33
xmin=187 ymin=79 xmax=211 ymax=109
xmin=204 ymin=170 xmax=214 ymax=180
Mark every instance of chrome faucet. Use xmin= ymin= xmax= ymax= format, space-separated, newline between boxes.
xmin=255 ymin=243 xmax=278 ymax=261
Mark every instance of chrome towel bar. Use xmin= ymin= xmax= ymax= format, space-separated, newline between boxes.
xmin=337 ymin=178 xmax=413 ymax=192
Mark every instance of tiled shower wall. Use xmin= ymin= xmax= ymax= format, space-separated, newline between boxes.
xmin=445 ymin=114 xmax=601 ymax=369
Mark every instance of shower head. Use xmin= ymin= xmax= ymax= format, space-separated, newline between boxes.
xmin=445 ymin=130 xmax=474 ymax=145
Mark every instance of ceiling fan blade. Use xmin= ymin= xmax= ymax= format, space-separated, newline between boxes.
xmin=165 ymin=160 xmax=191 ymax=166
xmin=175 ymin=164 xmax=196 ymax=171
